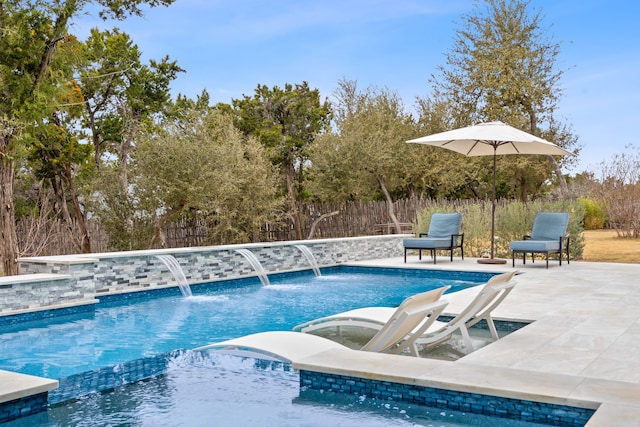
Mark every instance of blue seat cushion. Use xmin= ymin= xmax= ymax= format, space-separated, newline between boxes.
xmin=510 ymin=240 xmax=560 ymax=252
xmin=404 ymin=237 xmax=453 ymax=249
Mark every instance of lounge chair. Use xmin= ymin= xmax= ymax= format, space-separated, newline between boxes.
xmin=295 ymin=271 xmax=517 ymax=355
xmin=194 ymin=293 xmax=449 ymax=363
xmin=510 ymin=212 xmax=570 ymax=268
xmin=403 ymin=213 xmax=464 ymax=263
xmin=293 ymin=285 xmax=450 ymax=335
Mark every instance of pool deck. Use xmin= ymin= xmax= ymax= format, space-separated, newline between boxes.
xmin=294 ymin=257 xmax=640 ymax=426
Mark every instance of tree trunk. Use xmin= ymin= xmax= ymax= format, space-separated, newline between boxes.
xmin=375 ymin=174 xmax=401 ymax=233
xmin=307 ymin=210 xmax=339 ymax=240
xmin=149 ymin=203 xmax=184 ymax=249
xmin=62 ymin=165 xmax=91 ymax=253
xmin=0 ymin=157 xmax=19 ymax=275
xmin=285 ymin=162 xmax=304 ymax=240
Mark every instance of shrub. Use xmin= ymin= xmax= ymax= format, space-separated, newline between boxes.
xmin=578 ymin=197 xmax=605 ymax=230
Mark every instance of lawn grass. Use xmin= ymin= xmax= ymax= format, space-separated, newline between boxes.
xmin=581 ymin=230 xmax=640 ymax=263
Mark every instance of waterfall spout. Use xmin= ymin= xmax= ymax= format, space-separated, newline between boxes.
xmin=156 ymin=255 xmax=193 ymax=297
xmin=235 ymin=249 xmax=270 ymax=286
xmin=294 ymin=245 xmax=321 ymax=276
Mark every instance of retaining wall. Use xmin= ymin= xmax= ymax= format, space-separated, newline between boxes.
xmin=1 ymin=235 xmax=406 ymax=316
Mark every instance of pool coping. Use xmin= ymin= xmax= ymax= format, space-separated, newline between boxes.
xmin=340 ymin=258 xmax=640 ymax=426
xmin=0 ymin=370 xmax=58 ymax=404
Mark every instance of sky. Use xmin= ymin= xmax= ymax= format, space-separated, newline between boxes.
xmin=71 ymin=0 xmax=640 ymax=174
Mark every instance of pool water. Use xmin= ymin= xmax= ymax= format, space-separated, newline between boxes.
xmin=0 ymin=267 xmax=491 ymax=379
xmin=4 ymin=351 xmax=552 ymax=427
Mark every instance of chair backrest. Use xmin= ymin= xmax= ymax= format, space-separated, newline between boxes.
xmin=400 ymin=285 xmax=450 ymax=311
xmin=361 ymin=299 xmax=448 ymax=353
xmin=530 ymin=212 xmax=569 ymax=241
xmin=427 ymin=213 xmax=462 ymax=238
xmin=439 ymin=271 xmax=517 ymax=333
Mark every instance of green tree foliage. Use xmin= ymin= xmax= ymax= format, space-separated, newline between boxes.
xmin=429 ymin=0 xmax=580 ymax=200
xmin=229 ymin=82 xmax=331 ymax=240
xmin=129 ymin=106 xmax=283 ymax=249
xmin=0 ymin=0 xmax=175 ymax=274
xmin=79 ymin=28 xmax=183 ymax=188
xmin=308 ymin=80 xmax=417 ymax=232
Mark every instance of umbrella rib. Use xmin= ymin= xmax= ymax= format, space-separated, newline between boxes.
xmin=465 ymin=140 xmax=481 ymax=156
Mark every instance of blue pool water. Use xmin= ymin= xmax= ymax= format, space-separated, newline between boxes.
xmin=5 ymin=351 xmax=554 ymax=427
xmin=0 ymin=266 xmax=492 ymax=380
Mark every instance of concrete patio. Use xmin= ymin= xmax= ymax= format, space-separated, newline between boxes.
xmin=292 ymin=257 xmax=640 ymax=426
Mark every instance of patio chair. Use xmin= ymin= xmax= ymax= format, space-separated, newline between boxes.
xmin=194 ymin=293 xmax=449 ymax=363
xmin=403 ymin=212 xmax=464 ymax=263
xmin=294 ymin=271 xmax=517 ymax=355
xmin=510 ymin=212 xmax=570 ymax=268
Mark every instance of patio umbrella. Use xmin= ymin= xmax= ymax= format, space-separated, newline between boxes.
xmin=407 ymin=121 xmax=572 ymax=264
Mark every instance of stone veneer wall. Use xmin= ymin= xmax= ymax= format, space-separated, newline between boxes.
xmin=2 ymin=235 xmax=405 ymax=316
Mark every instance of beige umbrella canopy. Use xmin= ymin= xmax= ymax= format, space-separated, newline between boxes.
xmin=407 ymin=121 xmax=573 ymax=264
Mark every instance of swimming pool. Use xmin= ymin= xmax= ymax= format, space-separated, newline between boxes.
xmin=4 ymin=351 xmax=555 ymax=427
xmin=1 ymin=265 xmax=595 ymax=426
xmin=0 ymin=266 xmax=492 ymax=380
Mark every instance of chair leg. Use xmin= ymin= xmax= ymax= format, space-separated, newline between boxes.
xmin=512 ymin=251 xmax=515 ymax=267
xmin=432 ymin=249 xmax=436 ymax=264
xmin=404 ymin=248 xmax=407 ymax=263
xmin=546 ymin=253 xmax=549 ymax=269
xmin=459 ymin=325 xmax=474 ymax=350
xmin=486 ymin=316 xmax=500 ymax=341
xmin=418 ymin=249 xmax=422 ymax=261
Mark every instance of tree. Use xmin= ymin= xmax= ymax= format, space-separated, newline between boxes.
xmin=590 ymin=146 xmax=640 ymax=238
xmin=132 ymin=106 xmax=282 ymax=248
xmin=430 ymin=0 xmax=580 ymax=200
xmin=308 ymin=80 xmax=416 ymax=232
xmin=0 ymin=0 xmax=175 ymax=274
xmin=230 ymin=82 xmax=331 ymax=240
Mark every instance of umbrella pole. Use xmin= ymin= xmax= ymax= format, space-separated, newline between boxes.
xmin=478 ymin=146 xmax=506 ymax=264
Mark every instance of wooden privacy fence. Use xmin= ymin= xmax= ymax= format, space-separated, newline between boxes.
xmin=270 ymin=199 xmax=431 ymax=241
xmin=15 ymin=199 xmax=439 ymax=257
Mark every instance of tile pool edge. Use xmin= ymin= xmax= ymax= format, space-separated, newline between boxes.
xmin=293 ymin=349 xmax=599 ymax=426
xmin=299 ymin=370 xmax=595 ymax=426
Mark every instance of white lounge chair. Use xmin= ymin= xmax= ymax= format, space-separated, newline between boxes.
xmin=295 ymin=271 xmax=517 ymax=355
xmin=194 ymin=293 xmax=449 ymax=363
xmin=293 ymin=285 xmax=450 ymax=335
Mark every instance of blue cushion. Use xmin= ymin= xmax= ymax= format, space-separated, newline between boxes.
xmin=510 ymin=240 xmax=560 ymax=252
xmin=404 ymin=237 xmax=452 ymax=249
xmin=530 ymin=212 xmax=569 ymax=241
xmin=426 ymin=213 xmax=462 ymax=237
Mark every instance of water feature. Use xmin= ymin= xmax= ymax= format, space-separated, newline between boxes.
xmin=294 ymin=244 xmax=321 ymax=276
xmin=155 ymin=254 xmax=193 ymax=297
xmin=235 ymin=248 xmax=270 ymax=286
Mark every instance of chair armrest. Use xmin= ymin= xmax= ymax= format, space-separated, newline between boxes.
xmin=451 ymin=233 xmax=464 ymax=247
xmin=523 ymin=235 xmax=531 ymax=240
xmin=418 ymin=233 xmax=429 ymax=237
